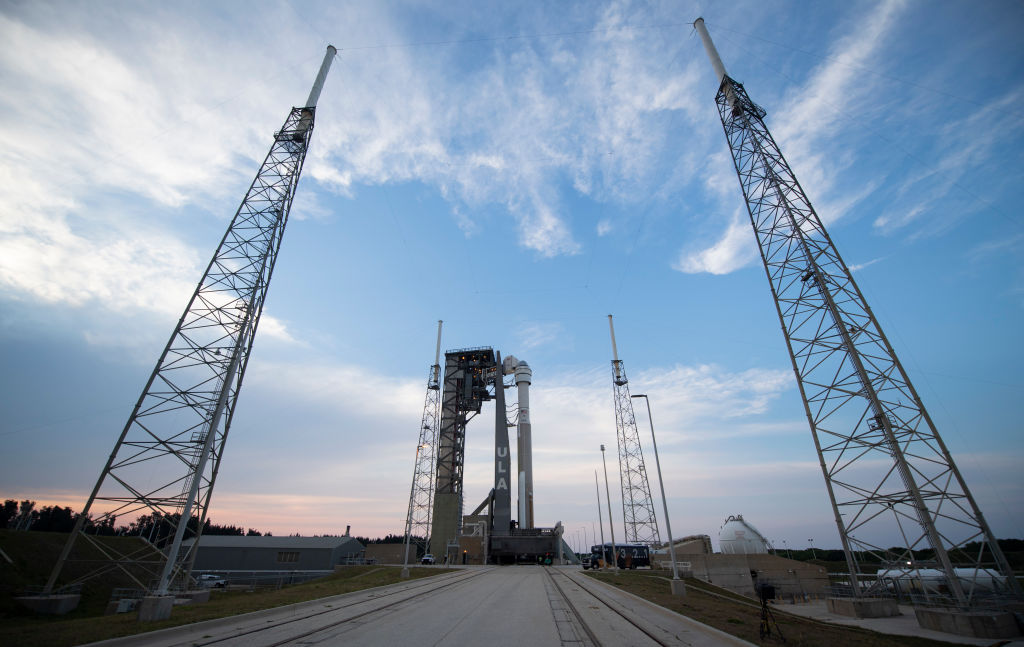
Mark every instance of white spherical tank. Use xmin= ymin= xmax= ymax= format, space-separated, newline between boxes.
xmin=718 ymin=514 xmax=771 ymax=554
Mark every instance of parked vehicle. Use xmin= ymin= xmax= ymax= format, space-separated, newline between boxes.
xmin=589 ymin=543 xmax=651 ymax=569
xmin=198 ymin=574 xmax=226 ymax=588
xmin=421 ymin=553 xmax=436 ymax=565
xmin=581 ymin=555 xmax=593 ymax=570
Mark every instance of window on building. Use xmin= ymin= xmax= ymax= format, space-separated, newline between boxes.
xmin=277 ymin=551 xmax=299 ymax=563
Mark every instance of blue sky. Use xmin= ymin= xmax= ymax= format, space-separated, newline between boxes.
xmin=1 ymin=0 xmax=1022 ymax=552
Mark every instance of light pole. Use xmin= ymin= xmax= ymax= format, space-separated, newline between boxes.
xmin=594 ymin=470 xmax=606 ymax=568
xmin=632 ymin=394 xmax=684 ymax=595
xmin=783 ymin=539 xmax=792 ymax=560
xmin=600 ymin=445 xmax=619 ymax=574
xmin=808 ymin=538 xmax=817 ymax=561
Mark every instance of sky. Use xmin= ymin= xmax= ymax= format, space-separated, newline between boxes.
xmin=1 ymin=0 xmax=1022 ymax=554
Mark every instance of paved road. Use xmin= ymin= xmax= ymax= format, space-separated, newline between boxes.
xmin=88 ymin=566 xmax=754 ymax=647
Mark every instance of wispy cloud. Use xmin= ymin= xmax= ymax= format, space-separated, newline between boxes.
xmin=847 ymin=257 xmax=884 ymax=272
xmin=770 ymin=0 xmax=907 ymax=216
xmin=672 ymin=208 xmax=757 ymax=275
xmin=516 ymin=321 xmax=564 ymax=351
xmin=673 ymin=0 xmax=906 ymax=277
xmin=874 ymin=86 xmax=1024 ymax=238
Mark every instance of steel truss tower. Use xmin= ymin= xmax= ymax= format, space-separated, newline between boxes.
xmin=429 ymin=347 xmax=497 ymax=559
xmin=44 ymin=47 xmax=337 ymax=597
xmin=695 ymin=19 xmax=1018 ymax=605
xmin=607 ymin=316 xmax=661 ymax=547
xmin=402 ymin=321 xmax=443 ymax=563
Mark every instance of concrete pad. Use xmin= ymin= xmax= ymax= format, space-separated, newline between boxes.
xmin=670 ymin=578 xmax=687 ymax=596
xmin=137 ymin=596 xmax=174 ymax=622
xmin=15 ymin=594 xmax=81 ymax=615
xmin=827 ymin=597 xmax=900 ymax=618
xmin=566 ymin=569 xmax=754 ymax=646
xmin=105 ymin=598 xmax=140 ymax=615
xmin=778 ymin=599 xmax=1024 ymax=646
xmin=915 ymin=607 xmax=1021 ymax=639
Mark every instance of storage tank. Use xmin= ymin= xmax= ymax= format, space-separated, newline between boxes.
xmin=718 ymin=514 xmax=771 ymax=554
xmin=875 ymin=568 xmax=1008 ymax=595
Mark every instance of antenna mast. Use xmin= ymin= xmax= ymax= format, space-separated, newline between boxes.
xmin=43 ymin=46 xmax=337 ymax=603
xmin=607 ymin=315 xmax=661 ymax=547
xmin=694 ymin=18 xmax=1018 ymax=605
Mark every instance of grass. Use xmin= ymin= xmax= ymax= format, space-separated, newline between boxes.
xmin=584 ymin=570 xmax=972 ymax=647
xmin=0 ymin=530 xmax=167 ymax=618
xmin=0 ymin=565 xmax=454 ymax=647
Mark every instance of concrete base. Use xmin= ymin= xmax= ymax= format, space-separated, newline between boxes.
xmin=827 ymin=597 xmax=900 ymax=618
xmin=914 ymin=607 xmax=1021 ymax=639
xmin=670 ymin=579 xmax=687 ymax=596
xmin=15 ymin=594 xmax=81 ymax=615
xmin=138 ymin=595 xmax=175 ymax=622
xmin=400 ymin=567 xmax=410 ymax=579
xmin=104 ymin=598 xmax=140 ymax=615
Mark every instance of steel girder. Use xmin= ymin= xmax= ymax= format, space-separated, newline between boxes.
xmin=45 ymin=106 xmax=315 ymax=595
xmin=715 ymin=77 xmax=1018 ymax=605
xmin=402 ymin=364 xmax=441 ymax=561
xmin=611 ymin=359 xmax=661 ymax=547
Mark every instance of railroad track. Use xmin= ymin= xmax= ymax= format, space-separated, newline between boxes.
xmin=94 ymin=566 xmax=753 ymax=647
xmin=175 ymin=568 xmax=494 ymax=647
xmin=542 ymin=567 xmax=674 ymax=647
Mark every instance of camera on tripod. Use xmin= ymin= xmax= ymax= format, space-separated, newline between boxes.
xmin=755 ymin=582 xmax=785 ymax=642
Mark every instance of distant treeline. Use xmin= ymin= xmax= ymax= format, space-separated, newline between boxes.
xmin=352 ymin=533 xmax=413 ymax=545
xmin=1 ymin=499 xmax=268 ymax=538
xmin=775 ymin=540 xmax=1024 ymax=569
xmin=1 ymin=499 xmax=414 ymax=545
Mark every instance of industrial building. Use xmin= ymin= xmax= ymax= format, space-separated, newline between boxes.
xmin=181 ymin=535 xmax=364 ymax=572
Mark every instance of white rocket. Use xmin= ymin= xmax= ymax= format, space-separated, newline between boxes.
xmin=502 ymin=355 xmax=534 ymax=529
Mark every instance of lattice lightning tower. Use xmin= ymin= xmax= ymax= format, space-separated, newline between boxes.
xmin=402 ymin=321 xmax=443 ymax=563
xmin=607 ymin=315 xmax=661 ymax=547
xmin=43 ymin=47 xmax=337 ymax=597
xmin=694 ymin=19 xmax=1018 ymax=606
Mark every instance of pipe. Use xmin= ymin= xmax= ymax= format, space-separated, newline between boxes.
xmin=305 ymin=45 xmax=337 ymax=108
xmin=607 ymin=315 xmax=620 ymax=362
xmin=595 ymin=471 xmax=606 ymax=565
xmin=694 ymin=18 xmax=737 ymax=110
xmin=693 ymin=18 xmax=727 ymax=86
xmin=434 ymin=320 xmax=443 ymax=367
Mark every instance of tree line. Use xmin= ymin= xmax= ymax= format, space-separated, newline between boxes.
xmin=2 ymin=499 xmax=418 ymax=545
xmin=1 ymin=499 xmax=268 ymax=538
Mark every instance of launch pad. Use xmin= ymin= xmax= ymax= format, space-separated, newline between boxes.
xmin=422 ymin=345 xmax=564 ymax=565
